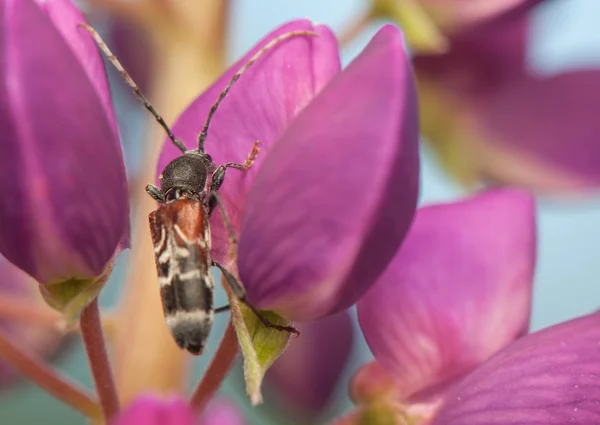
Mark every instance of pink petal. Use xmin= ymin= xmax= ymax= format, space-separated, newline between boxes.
xmin=357 ymin=189 xmax=536 ymax=400
xmin=201 ymin=398 xmax=246 ymax=425
xmin=0 ymin=0 xmax=128 ymax=283
xmin=158 ymin=19 xmax=340 ymax=262
xmin=237 ymin=24 xmax=420 ymax=321
xmin=432 ymin=311 xmax=600 ymax=425
xmin=414 ymin=11 xmax=600 ymax=191
xmin=34 ymin=0 xmax=119 ymax=140
xmin=112 ymin=395 xmax=198 ymax=425
xmin=266 ymin=310 xmax=354 ymax=415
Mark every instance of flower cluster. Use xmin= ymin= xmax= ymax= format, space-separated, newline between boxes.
xmin=0 ymin=0 xmax=598 ymax=424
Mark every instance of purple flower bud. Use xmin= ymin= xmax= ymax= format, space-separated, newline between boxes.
xmin=156 ymin=21 xmax=419 ymax=321
xmin=431 ymin=311 xmax=600 ymax=425
xmin=158 ymin=19 xmax=341 ymax=263
xmin=0 ymin=0 xmax=129 ymax=285
xmin=238 ymin=24 xmax=419 ymax=321
xmin=357 ymin=189 xmax=536 ymax=401
xmin=266 ymin=310 xmax=354 ymax=415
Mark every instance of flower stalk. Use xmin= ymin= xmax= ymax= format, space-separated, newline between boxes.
xmin=80 ymin=299 xmax=120 ymax=422
xmin=0 ymin=327 xmax=100 ymax=419
xmin=189 ymin=321 xmax=239 ymax=413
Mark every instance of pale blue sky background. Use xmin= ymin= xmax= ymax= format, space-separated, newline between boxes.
xmin=2 ymin=0 xmax=600 ymax=424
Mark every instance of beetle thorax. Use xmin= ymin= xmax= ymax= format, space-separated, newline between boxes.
xmin=159 ymin=151 xmax=214 ymax=201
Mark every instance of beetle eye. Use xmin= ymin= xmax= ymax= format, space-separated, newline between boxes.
xmin=165 ymin=189 xmax=180 ymax=202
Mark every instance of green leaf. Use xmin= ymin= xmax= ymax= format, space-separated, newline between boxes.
xmin=224 ymin=286 xmax=293 ymax=405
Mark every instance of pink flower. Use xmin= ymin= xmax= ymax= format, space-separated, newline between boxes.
xmin=355 ymin=189 xmax=536 ymax=420
xmin=414 ymin=3 xmax=600 ymax=192
xmin=111 ymin=395 xmax=245 ymax=425
xmin=156 ymin=20 xmax=420 ymax=321
xmin=0 ymin=0 xmax=128 ymax=285
xmin=431 ymin=311 xmax=600 ymax=424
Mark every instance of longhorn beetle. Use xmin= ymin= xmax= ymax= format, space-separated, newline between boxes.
xmin=81 ymin=24 xmax=313 ymax=355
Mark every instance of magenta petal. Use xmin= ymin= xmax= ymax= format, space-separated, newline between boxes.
xmin=266 ymin=310 xmax=354 ymax=414
xmin=431 ymin=311 xmax=600 ymax=425
xmin=0 ymin=0 xmax=128 ymax=284
xmin=157 ymin=19 xmax=340 ymax=262
xmin=357 ymin=189 xmax=535 ymax=400
xmin=201 ymin=398 xmax=246 ymax=425
xmin=34 ymin=0 xmax=119 ymax=140
xmin=417 ymin=0 xmax=544 ymax=31
xmin=112 ymin=395 xmax=198 ymax=425
xmin=415 ymin=13 xmax=600 ymax=190
xmin=237 ymin=24 xmax=420 ymax=321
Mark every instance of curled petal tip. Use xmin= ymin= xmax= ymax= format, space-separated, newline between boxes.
xmin=358 ymin=188 xmax=536 ymax=400
xmin=238 ymin=24 xmax=420 ymax=321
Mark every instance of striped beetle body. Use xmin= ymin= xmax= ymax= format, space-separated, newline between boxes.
xmin=150 ymin=195 xmax=213 ymax=355
xmin=81 ymin=23 xmax=307 ymax=355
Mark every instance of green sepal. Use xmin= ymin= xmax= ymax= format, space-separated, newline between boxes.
xmin=38 ymin=263 xmax=113 ymax=327
xmin=225 ymin=287 xmax=293 ymax=405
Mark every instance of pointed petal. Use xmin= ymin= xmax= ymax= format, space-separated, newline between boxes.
xmin=357 ymin=189 xmax=536 ymax=400
xmin=0 ymin=0 xmax=128 ymax=284
xmin=238 ymin=24 xmax=420 ymax=321
xmin=266 ymin=310 xmax=354 ymax=414
xmin=157 ymin=19 xmax=340 ymax=262
xmin=34 ymin=0 xmax=119 ymax=140
xmin=432 ymin=311 xmax=600 ymax=425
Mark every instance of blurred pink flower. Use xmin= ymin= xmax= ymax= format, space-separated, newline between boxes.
xmin=355 ymin=189 xmax=536 ymax=421
xmin=414 ymin=3 xmax=600 ymax=192
xmin=413 ymin=0 xmax=544 ymax=33
xmin=111 ymin=395 xmax=245 ymax=425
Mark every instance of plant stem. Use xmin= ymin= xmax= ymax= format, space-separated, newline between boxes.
xmin=189 ymin=321 xmax=239 ymax=412
xmin=80 ymin=299 xmax=120 ymax=422
xmin=0 ymin=328 xmax=101 ymax=419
